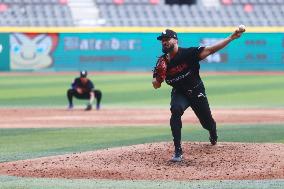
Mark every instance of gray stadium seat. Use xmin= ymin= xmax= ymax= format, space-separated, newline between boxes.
xmin=0 ymin=0 xmax=283 ymax=27
xmin=0 ymin=0 xmax=74 ymax=27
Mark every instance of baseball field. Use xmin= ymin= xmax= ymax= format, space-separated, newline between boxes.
xmin=0 ymin=72 xmax=283 ymax=189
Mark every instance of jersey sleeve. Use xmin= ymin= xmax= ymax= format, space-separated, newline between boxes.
xmin=71 ymin=78 xmax=79 ymax=89
xmin=189 ymin=46 xmax=205 ymax=61
xmin=87 ymin=80 xmax=94 ymax=91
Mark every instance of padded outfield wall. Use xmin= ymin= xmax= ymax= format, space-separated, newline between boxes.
xmin=0 ymin=27 xmax=284 ymax=71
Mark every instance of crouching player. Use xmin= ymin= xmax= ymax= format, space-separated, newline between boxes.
xmin=67 ymin=70 xmax=102 ymax=111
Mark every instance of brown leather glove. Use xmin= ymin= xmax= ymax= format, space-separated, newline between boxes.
xmin=153 ymin=54 xmax=169 ymax=83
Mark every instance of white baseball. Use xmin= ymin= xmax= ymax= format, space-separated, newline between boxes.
xmin=238 ymin=24 xmax=246 ymax=31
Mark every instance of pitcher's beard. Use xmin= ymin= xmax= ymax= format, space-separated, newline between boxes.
xmin=162 ymin=44 xmax=174 ymax=54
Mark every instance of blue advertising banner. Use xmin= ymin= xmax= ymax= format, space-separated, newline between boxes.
xmin=0 ymin=33 xmax=10 ymax=71
xmin=183 ymin=33 xmax=284 ymax=71
xmin=53 ymin=33 xmax=154 ymax=71
xmin=3 ymin=32 xmax=284 ymax=71
xmin=53 ymin=32 xmax=284 ymax=71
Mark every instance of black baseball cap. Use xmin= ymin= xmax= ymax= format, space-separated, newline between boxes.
xmin=157 ymin=29 xmax=178 ymax=40
xmin=80 ymin=70 xmax=87 ymax=77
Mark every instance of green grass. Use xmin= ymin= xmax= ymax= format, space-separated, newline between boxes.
xmin=204 ymin=74 xmax=284 ymax=107
xmin=1 ymin=124 xmax=283 ymax=163
xmin=0 ymin=73 xmax=284 ymax=107
xmin=0 ymin=176 xmax=283 ymax=189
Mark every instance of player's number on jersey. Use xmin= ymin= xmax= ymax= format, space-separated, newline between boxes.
xmin=0 ymin=44 xmax=2 ymax=53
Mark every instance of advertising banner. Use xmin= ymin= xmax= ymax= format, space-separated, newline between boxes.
xmin=2 ymin=32 xmax=284 ymax=71
xmin=9 ymin=33 xmax=59 ymax=70
xmin=53 ymin=33 xmax=153 ymax=71
xmin=0 ymin=33 xmax=10 ymax=71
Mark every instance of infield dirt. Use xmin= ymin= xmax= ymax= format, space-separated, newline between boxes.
xmin=0 ymin=108 xmax=283 ymax=128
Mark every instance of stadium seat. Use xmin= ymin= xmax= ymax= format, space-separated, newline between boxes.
xmin=0 ymin=0 xmax=283 ymax=27
xmin=0 ymin=0 xmax=74 ymax=26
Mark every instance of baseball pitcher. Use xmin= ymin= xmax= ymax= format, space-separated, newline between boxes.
xmin=152 ymin=27 xmax=245 ymax=162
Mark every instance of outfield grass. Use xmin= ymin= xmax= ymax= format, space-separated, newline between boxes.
xmin=0 ymin=73 xmax=284 ymax=107
xmin=0 ymin=176 xmax=283 ymax=189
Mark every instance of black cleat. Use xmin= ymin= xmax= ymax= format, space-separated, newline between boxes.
xmin=96 ymin=104 xmax=100 ymax=110
xmin=171 ymin=147 xmax=183 ymax=162
xmin=209 ymin=130 xmax=218 ymax=145
xmin=85 ymin=104 xmax=92 ymax=111
xmin=67 ymin=104 xmax=73 ymax=110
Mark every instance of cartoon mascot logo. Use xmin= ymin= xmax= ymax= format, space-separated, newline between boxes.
xmin=10 ymin=33 xmax=58 ymax=70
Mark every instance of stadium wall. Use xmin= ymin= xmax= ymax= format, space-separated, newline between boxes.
xmin=0 ymin=27 xmax=284 ymax=71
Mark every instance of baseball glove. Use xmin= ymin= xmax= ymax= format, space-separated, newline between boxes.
xmin=153 ymin=54 xmax=169 ymax=83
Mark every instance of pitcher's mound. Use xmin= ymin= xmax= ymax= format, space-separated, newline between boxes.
xmin=0 ymin=142 xmax=283 ymax=180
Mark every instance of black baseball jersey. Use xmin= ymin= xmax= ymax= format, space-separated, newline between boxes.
xmin=71 ymin=77 xmax=94 ymax=93
xmin=165 ymin=47 xmax=205 ymax=92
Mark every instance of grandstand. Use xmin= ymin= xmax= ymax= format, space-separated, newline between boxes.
xmin=96 ymin=0 xmax=284 ymax=27
xmin=0 ymin=0 xmax=283 ymax=27
xmin=0 ymin=0 xmax=74 ymax=26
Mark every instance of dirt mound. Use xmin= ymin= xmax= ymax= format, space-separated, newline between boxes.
xmin=1 ymin=142 xmax=283 ymax=180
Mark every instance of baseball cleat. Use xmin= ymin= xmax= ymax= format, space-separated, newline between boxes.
xmin=209 ymin=129 xmax=218 ymax=145
xmin=67 ymin=104 xmax=73 ymax=110
xmin=85 ymin=104 xmax=92 ymax=111
xmin=96 ymin=104 xmax=100 ymax=110
xmin=171 ymin=147 xmax=183 ymax=162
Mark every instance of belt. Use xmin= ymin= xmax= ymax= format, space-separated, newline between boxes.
xmin=184 ymin=81 xmax=202 ymax=95
xmin=174 ymin=81 xmax=203 ymax=95
xmin=186 ymin=81 xmax=202 ymax=94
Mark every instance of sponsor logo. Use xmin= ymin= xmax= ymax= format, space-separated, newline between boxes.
xmin=197 ymin=93 xmax=206 ymax=98
xmin=166 ymin=70 xmax=192 ymax=84
xmin=167 ymin=63 xmax=188 ymax=76
xmin=10 ymin=33 xmax=58 ymax=70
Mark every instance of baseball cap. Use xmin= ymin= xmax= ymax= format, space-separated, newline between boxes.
xmin=157 ymin=29 xmax=178 ymax=40
xmin=80 ymin=70 xmax=88 ymax=78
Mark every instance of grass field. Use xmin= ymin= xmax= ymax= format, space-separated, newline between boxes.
xmin=1 ymin=124 xmax=284 ymax=163
xmin=0 ymin=72 xmax=283 ymax=189
xmin=0 ymin=73 xmax=284 ymax=107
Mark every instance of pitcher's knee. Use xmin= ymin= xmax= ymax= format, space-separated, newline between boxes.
xmin=170 ymin=105 xmax=184 ymax=116
xmin=201 ymin=118 xmax=216 ymax=131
